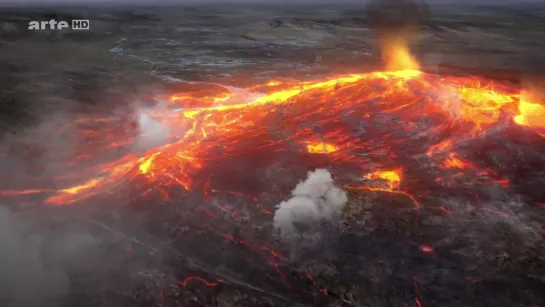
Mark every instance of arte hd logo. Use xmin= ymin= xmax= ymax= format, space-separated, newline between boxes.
xmin=28 ymin=19 xmax=90 ymax=30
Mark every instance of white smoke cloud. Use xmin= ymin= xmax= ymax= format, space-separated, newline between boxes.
xmin=0 ymin=206 xmax=100 ymax=307
xmin=273 ymin=169 xmax=347 ymax=239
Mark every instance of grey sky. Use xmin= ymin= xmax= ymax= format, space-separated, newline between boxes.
xmin=0 ymin=0 xmax=536 ymax=10
xmin=0 ymin=0 xmax=528 ymax=4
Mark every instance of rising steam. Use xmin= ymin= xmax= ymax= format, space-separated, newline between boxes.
xmin=273 ymin=169 xmax=347 ymax=238
xmin=134 ymin=103 xmax=170 ymax=150
xmin=366 ymin=0 xmax=429 ymax=71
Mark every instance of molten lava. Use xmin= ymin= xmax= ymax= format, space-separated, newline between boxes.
xmin=514 ymin=91 xmax=545 ymax=133
xmin=2 ymin=43 xmax=544 ymax=220
xmin=305 ymin=142 xmax=339 ymax=154
xmin=3 ymin=63 xmax=543 ymax=206
xmin=364 ymin=170 xmax=402 ymax=190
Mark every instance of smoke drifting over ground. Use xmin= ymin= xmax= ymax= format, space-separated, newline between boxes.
xmin=0 ymin=98 xmax=161 ymax=306
xmin=0 ymin=207 xmax=100 ymax=307
xmin=273 ymin=169 xmax=347 ymax=239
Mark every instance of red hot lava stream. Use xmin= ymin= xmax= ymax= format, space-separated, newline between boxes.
xmin=4 ymin=68 xmax=542 ymax=205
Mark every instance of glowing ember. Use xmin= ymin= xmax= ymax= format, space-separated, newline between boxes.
xmin=419 ymin=244 xmax=434 ymax=254
xmin=364 ymin=170 xmax=402 ymax=190
xmin=306 ymin=142 xmax=339 ymax=154
xmin=441 ymin=153 xmax=474 ymax=170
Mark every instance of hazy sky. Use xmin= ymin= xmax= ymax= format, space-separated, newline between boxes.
xmin=0 ymin=0 xmax=529 ymax=4
xmin=0 ymin=0 xmax=535 ymax=8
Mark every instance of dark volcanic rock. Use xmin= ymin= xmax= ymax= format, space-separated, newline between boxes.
xmin=0 ymin=32 xmax=162 ymax=135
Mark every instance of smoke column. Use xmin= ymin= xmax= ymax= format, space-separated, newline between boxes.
xmin=521 ymin=51 xmax=545 ymax=101
xmin=273 ymin=169 xmax=347 ymax=239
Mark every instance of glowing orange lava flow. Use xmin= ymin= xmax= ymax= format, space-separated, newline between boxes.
xmin=364 ymin=170 xmax=402 ymax=191
xmin=305 ymin=142 xmax=339 ymax=154
xmin=1 ymin=64 xmax=544 ymax=207
xmin=441 ymin=153 xmax=474 ymax=170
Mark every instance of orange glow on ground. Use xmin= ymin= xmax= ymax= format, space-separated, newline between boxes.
xmin=1 ymin=66 xmax=543 ymax=207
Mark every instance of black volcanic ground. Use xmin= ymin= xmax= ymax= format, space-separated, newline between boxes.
xmin=1 ymin=3 xmax=545 ymax=307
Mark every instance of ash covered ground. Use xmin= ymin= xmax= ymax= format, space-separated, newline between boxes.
xmin=1 ymin=2 xmax=545 ymax=307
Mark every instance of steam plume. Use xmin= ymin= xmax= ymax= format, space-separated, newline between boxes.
xmin=134 ymin=104 xmax=170 ymax=150
xmin=273 ymin=169 xmax=347 ymax=238
xmin=365 ymin=0 xmax=429 ymax=71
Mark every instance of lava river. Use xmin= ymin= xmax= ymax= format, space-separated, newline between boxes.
xmin=3 ymin=68 xmax=544 ymax=207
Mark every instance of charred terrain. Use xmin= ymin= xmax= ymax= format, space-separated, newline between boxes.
xmin=1 ymin=2 xmax=545 ymax=307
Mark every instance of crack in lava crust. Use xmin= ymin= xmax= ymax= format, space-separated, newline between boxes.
xmin=2 ymin=69 xmax=544 ymax=207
